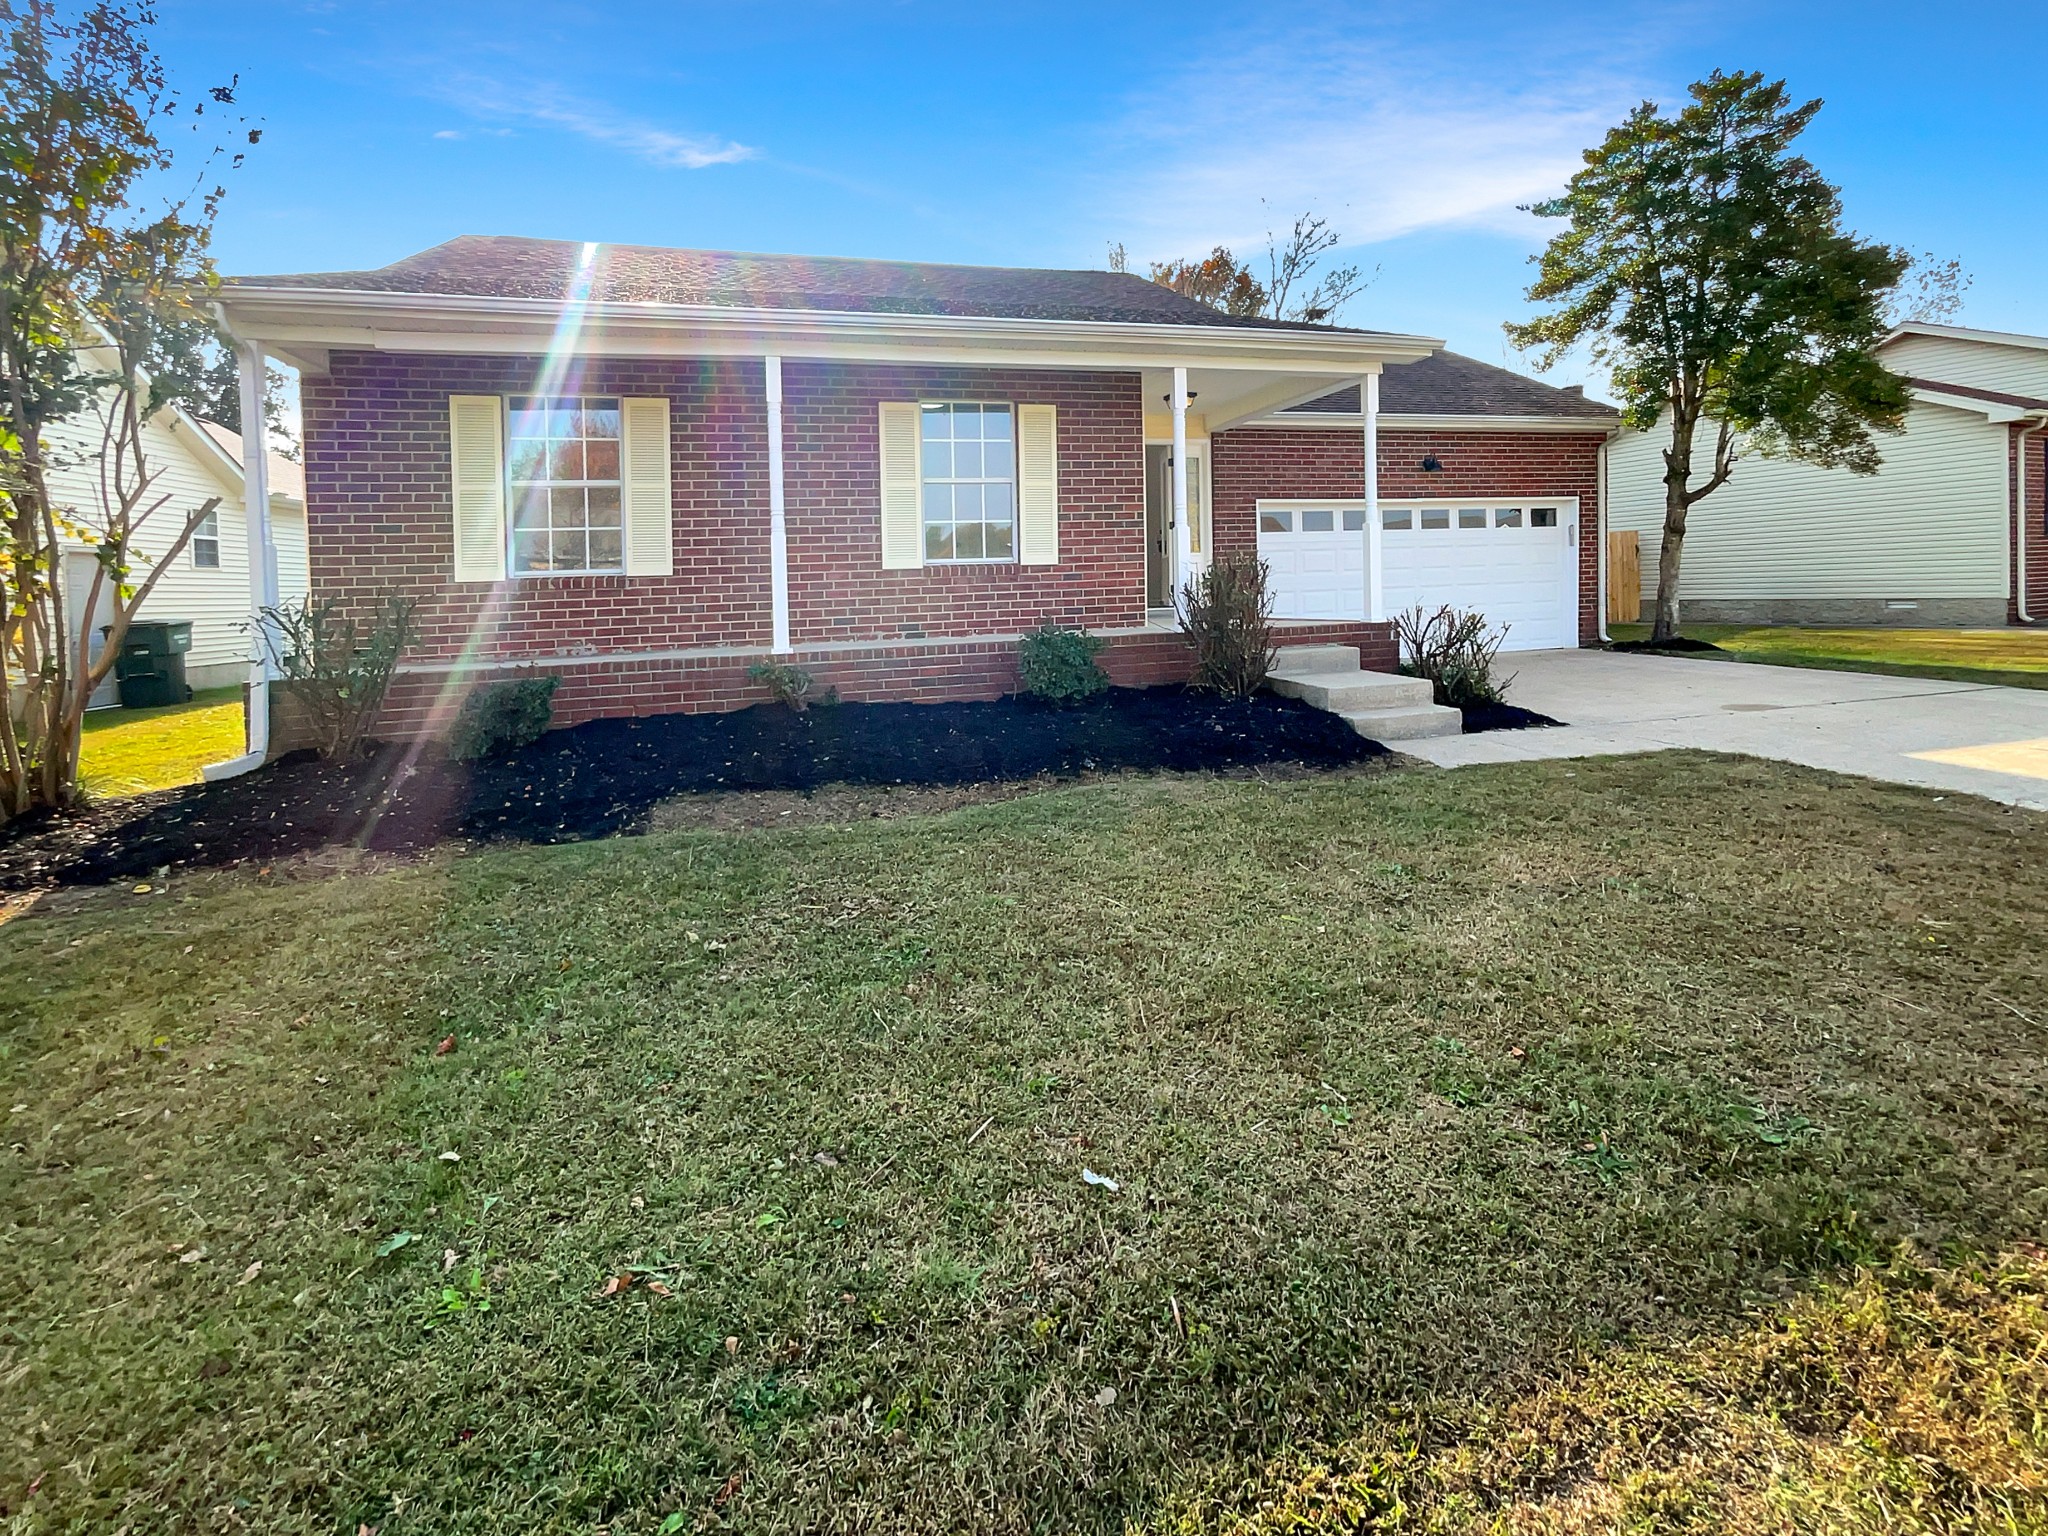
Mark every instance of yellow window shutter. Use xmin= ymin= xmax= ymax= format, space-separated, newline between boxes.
xmin=879 ymin=401 xmax=922 ymax=569
xmin=621 ymin=396 xmax=674 ymax=577
xmin=1018 ymin=403 xmax=1058 ymax=565
xmin=448 ymin=395 xmax=506 ymax=583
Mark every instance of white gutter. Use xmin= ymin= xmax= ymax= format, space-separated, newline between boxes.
xmin=1596 ymin=435 xmax=1611 ymax=642
xmin=216 ymin=284 xmax=1443 ymax=371
xmin=2018 ymin=414 xmax=2048 ymax=624
xmin=201 ymin=341 xmax=280 ymax=781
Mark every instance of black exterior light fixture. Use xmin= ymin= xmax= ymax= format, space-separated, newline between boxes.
xmin=1420 ymin=454 xmax=1444 ymax=472
xmin=1161 ymin=391 xmax=1200 ymax=404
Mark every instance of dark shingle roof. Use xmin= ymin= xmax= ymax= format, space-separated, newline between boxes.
xmin=1287 ymin=350 xmax=1617 ymax=420
xmin=228 ymin=235 xmax=1396 ymax=334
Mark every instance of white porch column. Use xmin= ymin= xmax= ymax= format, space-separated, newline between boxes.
xmin=1363 ymin=370 xmax=1384 ymax=623
xmin=764 ymin=355 xmax=791 ymax=653
xmin=237 ymin=340 xmax=278 ymax=750
xmin=1171 ymin=366 xmax=1189 ymax=603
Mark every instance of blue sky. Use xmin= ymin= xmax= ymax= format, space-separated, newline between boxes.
xmin=159 ymin=0 xmax=2048 ymax=395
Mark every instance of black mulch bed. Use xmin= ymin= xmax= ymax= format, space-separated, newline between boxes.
xmin=1460 ymin=700 xmax=1563 ymax=732
xmin=1610 ymin=636 xmax=1725 ymax=654
xmin=0 ymin=687 xmax=1391 ymax=891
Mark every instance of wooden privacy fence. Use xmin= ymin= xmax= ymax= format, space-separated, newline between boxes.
xmin=1606 ymin=531 xmax=1641 ymax=624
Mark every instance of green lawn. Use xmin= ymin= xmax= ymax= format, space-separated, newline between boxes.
xmin=4 ymin=757 xmax=2046 ymax=1533
xmin=77 ymin=687 xmax=245 ymax=798
xmin=1609 ymin=622 xmax=2048 ymax=689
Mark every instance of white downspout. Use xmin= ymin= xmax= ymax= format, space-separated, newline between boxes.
xmin=1171 ymin=367 xmax=1189 ymax=606
xmin=1363 ymin=372 xmax=1383 ymax=623
xmin=1596 ymin=433 xmax=1612 ymax=642
xmin=202 ymin=341 xmax=278 ymax=781
xmin=764 ymin=355 xmax=791 ymax=653
xmin=2018 ymin=416 xmax=2046 ymax=624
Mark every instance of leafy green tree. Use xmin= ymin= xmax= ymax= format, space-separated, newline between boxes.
xmin=1508 ymin=71 xmax=1911 ymax=642
xmin=0 ymin=0 xmax=256 ymax=819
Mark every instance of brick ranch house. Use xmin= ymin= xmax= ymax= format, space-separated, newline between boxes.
xmin=211 ymin=236 xmax=1617 ymax=751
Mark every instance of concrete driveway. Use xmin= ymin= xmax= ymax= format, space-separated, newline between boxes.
xmin=1403 ymin=649 xmax=2048 ymax=810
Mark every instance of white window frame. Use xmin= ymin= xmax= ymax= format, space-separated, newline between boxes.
xmin=1376 ymin=498 xmax=1570 ymax=532
xmin=504 ymin=393 xmax=627 ymax=578
xmin=191 ymin=508 xmax=220 ymax=568
xmin=919 ymin=399 xmax=1019 ymax=566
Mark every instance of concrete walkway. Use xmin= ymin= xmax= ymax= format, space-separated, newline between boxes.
xmin=1402 ymin=649 xmax=2048 ymax=810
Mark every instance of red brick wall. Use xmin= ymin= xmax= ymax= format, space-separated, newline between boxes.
xmin=781 ymin=362 xmax=1146 ymax=644
xmin=301 ymin=351 xmax=776 ymax=662
xmin=299 ymin=354 xmax=1146 ymax=663
xmin=368 ymin=620 xmax=1394 ymax=739
xmin=1210 ymin=426 xmax=1609 ymax=643
xmin=2010 ymin=424 xmax=2048 ymax=622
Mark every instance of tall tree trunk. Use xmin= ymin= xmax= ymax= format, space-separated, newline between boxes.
xmin=1652 ymin=413 xmax=1698 ymax=644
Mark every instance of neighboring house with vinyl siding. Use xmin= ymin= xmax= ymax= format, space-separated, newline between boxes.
xmin=49 ymin=395 xmax=310 ymax=705
xmin=1605 ymin=322 xmax=2048 ymax=627
xmin=216 ymin=236 xmax=1615 ymax=740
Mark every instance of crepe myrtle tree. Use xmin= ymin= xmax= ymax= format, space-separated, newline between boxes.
xmin=0 ymin=0 xmax=257 ymax=820
xmin=1507 ymin=70 xmax=1912 ymax=643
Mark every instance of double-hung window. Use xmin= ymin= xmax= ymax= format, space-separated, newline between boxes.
xmin=507 ymin=395 xmax=624 ymax=574
xmin=191 ymin=509 xmax=221 ymax=568
xmin=920 ymin=402 xmax=1016 ymax=562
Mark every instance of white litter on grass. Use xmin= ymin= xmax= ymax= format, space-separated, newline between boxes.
xmin=1081 ymin=1168 xmax=1120 ymax=1193
xmin=438 ymin=1151 xmax=461 ymax=1162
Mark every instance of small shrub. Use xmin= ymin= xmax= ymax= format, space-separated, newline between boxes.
xmin=1393 ymin=604 xmax=1513 ymax=709
xmin=448 ymin=675 xmax=558 ymax=761
xmin=259 ymin=592 xmax=419 ymax=759
xmin=1180 ymin=555 xmax=1276 ymax=699
xmin=748 ymin=660 xmax=815 ymax=712
xmin=1017 ymin=624 xmax=1108 ymax=705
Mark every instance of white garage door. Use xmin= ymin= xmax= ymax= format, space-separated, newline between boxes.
xmin=1255 ymin=506 xmax=1368 ymax=620
xmin=1258 ymin=500 xmax=1578 ymax=651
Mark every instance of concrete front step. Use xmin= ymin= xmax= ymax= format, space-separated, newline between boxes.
xmin=1339 ymin=703 xmax=1465 ymax=741
xmin=1266 ymin=642 xmax=1464 ymax=741
xmin=1269 ymin=642 xmax=1362 ymax=674
xmin=1269 ymin=669 xmax=1436 ymax=713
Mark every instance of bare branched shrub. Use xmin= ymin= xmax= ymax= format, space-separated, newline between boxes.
xmin=1181 ymin=556 xmax=1276 ymax=700
xmin=260 ymin=593 xmax=418 ymax=759
xmin=1393 ymin=604 xmax=1513 ymax=709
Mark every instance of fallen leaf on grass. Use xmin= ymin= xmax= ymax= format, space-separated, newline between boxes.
xmin=645 ymin=1280 xmax=674 ymax=1298
xmin=724 ymin=1335 xmax=739 ymax=1355
xmin=433 ymin=1035 xmax=455 ymax=1056
xmin=713 ymin=1473 xmax=742 ymax=1507
xmin=238 ymin=1261 xmax=263 ymax=1285
xmin=599 ymin=1274 xmax=633 ymax=1298
xmin=178 ymin=1246 xmax=206 ymax=1264
xmin=374 ymin=1231 xmax=418 ymax=1258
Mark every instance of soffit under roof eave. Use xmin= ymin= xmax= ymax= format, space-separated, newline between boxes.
xmin=215 ymin=286 xmax=1442 ymax=371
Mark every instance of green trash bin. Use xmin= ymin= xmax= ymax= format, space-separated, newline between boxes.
xmin=109 ymin=620 xmax=194 ymax=708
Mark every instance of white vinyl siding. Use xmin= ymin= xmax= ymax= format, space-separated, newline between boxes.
xmin=1884 ymin=334 xmax=2048 ymax=402
xmin=1605 ymin=401 xmax=2009 ymax=603
xmin=41 ymin=403 xmax=308 ymax=677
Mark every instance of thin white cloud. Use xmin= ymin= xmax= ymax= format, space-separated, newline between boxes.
xmin=1103 ymin=25 xmax=1649 ymax=261
xmin=438 ymin=73 xmax=756 ymax=170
